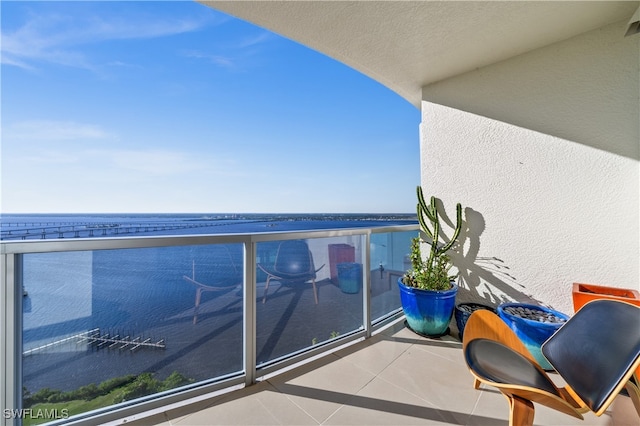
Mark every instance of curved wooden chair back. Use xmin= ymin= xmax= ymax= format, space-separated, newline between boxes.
xmin=258 ymin=240 xmax=325 ymax=304
xmin=541 ymin=299 xmax=640 ymax=416
xmin=183 ymin=245 xmax=242 ymax=324
xmin=272 ymin=240 xmax=316 ymax=278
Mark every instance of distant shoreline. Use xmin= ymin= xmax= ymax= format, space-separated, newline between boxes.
xmin=1 ymin=213 xmax=418 ymax=241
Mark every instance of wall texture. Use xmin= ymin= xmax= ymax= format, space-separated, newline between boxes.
xmin=420 ymin=21 xmax=639 ymax=313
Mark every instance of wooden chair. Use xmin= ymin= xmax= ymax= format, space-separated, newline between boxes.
xmin=258 ymin=240 xmax=324 ymax=304
xmin=183 ymin=246 xmax=242 ymax=324
xmin=462 ymin=300 xmax=640 ymax=426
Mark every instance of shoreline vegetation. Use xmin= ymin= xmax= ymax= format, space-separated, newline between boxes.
xmin=23 ymin=371 xmax=192 ymax=425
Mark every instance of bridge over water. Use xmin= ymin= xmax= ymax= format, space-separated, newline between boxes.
xmin=0 ymin=220 xmax=257 ymax=240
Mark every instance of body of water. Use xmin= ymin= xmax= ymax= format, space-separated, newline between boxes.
xmin=1 ymin=213 xmax=416 ymax=241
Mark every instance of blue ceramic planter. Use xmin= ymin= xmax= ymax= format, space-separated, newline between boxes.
xmin=398 ymin=278 xmax=458 ymax=337
xmin=497 ymin=303 xmax=570 ymax=370
xmin=454 ymin=303 xmax=496 ymax=341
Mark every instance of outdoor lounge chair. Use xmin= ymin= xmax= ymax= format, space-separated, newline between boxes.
xmin=258 ymin=240 xmax=325 ymax=304
xmin=183 ymin=246 xmax=242 ymax=324
xmin=462 ymin=299 xmax=640 ymax=426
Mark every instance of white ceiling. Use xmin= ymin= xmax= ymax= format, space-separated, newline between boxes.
xmin=201 ymin=1 xmax=638 ymax=108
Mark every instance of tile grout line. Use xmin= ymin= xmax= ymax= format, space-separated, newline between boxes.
xmin=465 ymin=386 xmax=485 ymax=426
xmin=321 ymin=336 xmax=425 ymax=425
xmin=373 ymin=336 xmax=452 ymax=411
xmin=320 ymin=366 xmax=381 ymax=425
xmin=254 ymin=393 xmax=295 ymax=426
xmin=265 ymin=376 xmax=322 ymax=425
xmin=266 ymin=339 xmax=411 ymax=426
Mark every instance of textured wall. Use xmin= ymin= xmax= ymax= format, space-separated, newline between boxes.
xmin=420 ymin=21 xmax=639 ymax=314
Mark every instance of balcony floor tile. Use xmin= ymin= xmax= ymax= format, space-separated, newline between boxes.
xmin=126 ymin=321 xmax=638 ymax=426
xmin=266 ymin=353 xmax=378 ymax=424
xmin=171 ymin=381 xmax=316 ymax=425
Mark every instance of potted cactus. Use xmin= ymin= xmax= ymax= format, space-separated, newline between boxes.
xmin=399 ymin=186 xmax=463 ymax=337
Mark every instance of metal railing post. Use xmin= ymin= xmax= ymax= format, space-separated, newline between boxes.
xmin=362 ymin=233 xmax=372 ymax=338
xmin=1 ymin=253 xmax=7 ymax=426
xmin=243 ymin=238 xmax=257 ymax=386
xmin=1 ymin=253 xmax=21 ymax=426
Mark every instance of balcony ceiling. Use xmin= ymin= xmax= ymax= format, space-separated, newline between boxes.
xmin=201 ymin=1 xmax=638 ymax=108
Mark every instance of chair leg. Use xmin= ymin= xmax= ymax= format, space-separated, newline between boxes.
xmin=312 ymin=278 xmax=318 ymax=304
xmin=473 ymin=378 xmax=481 ymax=390
xmin=625 ymin=380 xmax=640 ymax=418
xmin=262 ymin=277 xmax=272 ymax=304
xmin=193 ymin=287 xmax=202 ymax=325
xmin=507 ymin=395 xmax=534 ymax=426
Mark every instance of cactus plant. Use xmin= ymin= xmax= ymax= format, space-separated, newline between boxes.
xmin=402 ymin=186 xmax=463 ymax=290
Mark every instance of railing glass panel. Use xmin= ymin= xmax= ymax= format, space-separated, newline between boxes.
xmin=370 ymin=230 xmax=417 ymax=322
xmin=21 ymin=244 xmax=244 ymax=419
xmin=255 ymin=235 xmax=365 ymax=366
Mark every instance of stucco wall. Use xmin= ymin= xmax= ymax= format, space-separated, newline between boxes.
xmin=420 ymin=21 xmax=639 ymax=314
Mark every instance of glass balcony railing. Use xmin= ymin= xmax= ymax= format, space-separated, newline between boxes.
xmin=1 ymin=225 xmax=417 ymax=425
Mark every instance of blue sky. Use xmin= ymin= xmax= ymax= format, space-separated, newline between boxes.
xmin=1 ymin=1 xmax=420 ymax=214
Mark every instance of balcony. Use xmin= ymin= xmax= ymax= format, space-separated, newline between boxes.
xmin=126 ymin=321 xmax=639 ymax=426
xmin=2 ymin=225 xmax=638 ymax=426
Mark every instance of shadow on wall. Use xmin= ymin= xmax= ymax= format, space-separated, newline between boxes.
xmin=436 ymin=203 xmax=541 ymax=308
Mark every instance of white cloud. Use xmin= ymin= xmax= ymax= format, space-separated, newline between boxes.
xmin=0 ymin=54 xmax=36 ymax=71
xmin=183 ymin=30 xmax=274 ymax=70
xmin=184 ymin=50 xmax=237 ymax=69
xmin=5 ymin=120 xmax=112 ymax=141
xmin=1 ymin=6 xmax=216 ymax=70
xmin=19 ymin=150 xmax=81 ymax=165
xmin=234 ymin=32 xmax=273 ymax=49
xmin=2 ymin=119 xmax=242 ymax=179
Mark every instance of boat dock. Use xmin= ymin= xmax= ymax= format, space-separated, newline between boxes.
xmin=23 ymin=328 xmax=166 ymax=356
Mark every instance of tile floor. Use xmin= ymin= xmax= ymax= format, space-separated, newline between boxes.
xmin=124 ymin=320 xmax=639 ymax=426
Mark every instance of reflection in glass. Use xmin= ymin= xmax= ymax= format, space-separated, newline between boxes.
xmin=370 ymin=231 xmax=417 ymax=322
xmin=22 ymin=244 xmax=243 ymax=415
xmin=256 ymin=236 xmax=364 ymax=365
